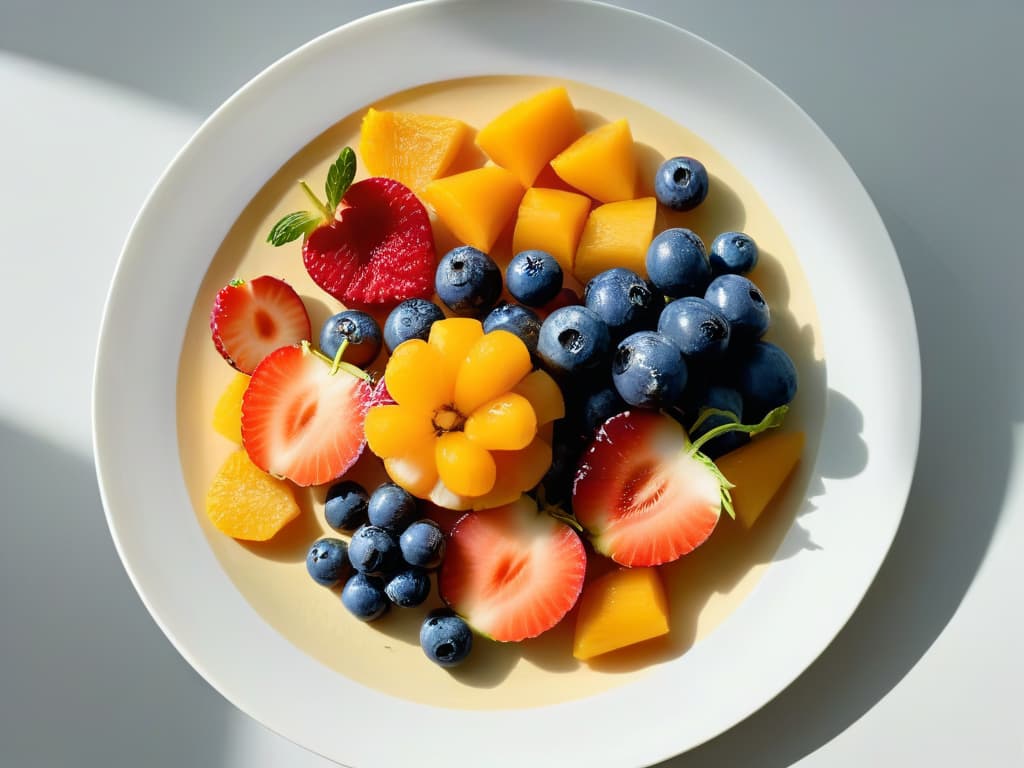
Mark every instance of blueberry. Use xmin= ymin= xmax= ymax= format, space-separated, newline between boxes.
xmin=732 ymin=341 xmax=798 ymax=421
xmin=646 ymin=228 xmax=711 ymax=298
xmin=400 ymin=519 xmax=446 ymax=569
xmin=584 ymin=268 xmax=661 ymax=341
xmin=506 ymin=250 xmax=563 ymax=307
xmin=305 ymin=538 xmax=350 ymax=587
xmin=435 ymin=246 xmax=503 ymax=317
xmin=420 ymin=610 xmax=473 ymax=667
xmin=654 ymin=156 xmax=709 ymax=211
xmin=319 ymin=310 xmax=382 ymax=367
xmin=482 ymin=302 xmax=542 ymax=355
xmin=367 ymin=482 xmax=418 ymax=533
xmin=384 ymin=567 xmax=432 ymax=607
xmin=579 ymin=385 xmax=628 ymax=436
xmin=704 ymin=274 xmax=770 ymax=341
xmin=383 ymin=298 xmax=445 ymax=352
xmin=690 ymin=385 xmax=749 ymax=459
xmin=710 ymin=232 xmax=758 ymax=276
xmin=658 ymin=296 xmax=731 ymax=361
xmin=537 ymin=305 xmax=611 ymax=378
xmin=540 ymin=420 xmax=586 ymax=505
xmin=347 ymin=525 xmax=400 ymax=575
xmin=611 ymin=331 xmax=688 ymax=409
xmin=324 ymin=480 xmax=369 ymax=532
xmin=341 ymin=573 xmax=388 ymax=621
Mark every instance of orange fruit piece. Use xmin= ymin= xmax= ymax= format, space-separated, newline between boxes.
xmin=464 ymin=392 xmax=537 ymax=451
xmin=358 ymin=107 xmax=472 ymax=195
xmin=511 ymin=369 xmax=565 ymax=425
xmin=384 ymin=442 xmax=440 ymax=499
xmin=435 ymin=432 xmax=496 ymax=497
xmin=427 ymin=317 xmax=484 ymax=384
xmin=364 ymin=403 xmax=436 ymax=458
xmin=476 ymin=87 xmax=584 ymax=187
xmin=574 ymin=197 xmax=657 ymax=284
xmin=512 ymin=187 xmax=592 ymax=276
xmin=384 ymin=339 xmax=453 ymax=413
xmin=551 ymin=119 xmax=638 ymax=203
xmin=573 ymin=567 xmax=670 ymax=660
xmin=454 ymin=330 xmax=533 ymax=415
xmin=205 ymin=449 xmax=300 ymax=541
xmin=715 ymin=431 xmax=805 ymax=527
xmin=212 ymin=372 xmax=249 ymax=443
xmin=423 ymin=166 xmax=524 ymax=252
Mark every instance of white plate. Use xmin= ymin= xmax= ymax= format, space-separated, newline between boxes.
xmin=93 ymin=1 xmax=920 ymax=766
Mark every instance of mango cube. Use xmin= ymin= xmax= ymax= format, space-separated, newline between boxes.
xmin=574 ymin=197 xmax=657 ymax=284
xmin=551 ymin=119 xmax=638 ymax=203
xmin=476 ymin=87 xmax=584 ymax=187
xmin=205 ymin=449 xmax=300 ymax=541
xmin=359 ymin=108 xmax=472 ymax=195
xmin=212 ymin=372 xmax=249 ymax=443
xmin=512 ymin=188 xmax=592 ymax=275
xmin=573 ymin=567 xmax=670 ymax=660
xmin=423 ymin=166 xmax=524 ymax=252
xmin=715 ymin=430 xmax=805 ymax=527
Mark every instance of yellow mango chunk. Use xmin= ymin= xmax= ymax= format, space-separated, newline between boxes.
xmin=465 ymin=393 xmax=537 ymax=451
xmin=423 ymin=166 xmax=524 ymax=251
xmin=512 ymin=188 xmax=592 ymax=275
xmin=715 ymin=431 xmax=805 ymax=527
xmin=511 ymin=369 xmax=565 ymax=425
xmin=551 ymin=119 xmax=637 ymax=203
xmin=359 ymin=108 xmax=472 ymax=195
xmin=212 ymin=372 xmax=249 ymax=443
xmin=573 ymin=567 xmax=670 ymax=660
xmin=435 ymin=432 xmax=496 ymax=498
xmin=205 ymin=449 xmax=300 ymax=541
xmin=453 ymin=330 xmax=533 ymax=416
xmin=574 ymin=197 xmax=657 ymax=284
xmin=476 ymin=87 xmax=584 ymax=187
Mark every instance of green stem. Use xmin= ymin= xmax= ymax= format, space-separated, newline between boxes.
xmin=300 ymin=180 xmax=333 ymax=220
xmin=689 ymin=407 xmax=740 ymax=435
xmin=301 ymin=340 xmax=372 ymax=382
xmin=688 ymin=405 xmax=789 ymax=457
xmin=329 ymin=339 xmax=349 ymax=376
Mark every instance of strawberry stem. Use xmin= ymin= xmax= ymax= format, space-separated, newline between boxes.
xmin=688 ymin=405 xmax=789 ymax=457
xmin=300 ymin=180 xmax=333 ymax=220
xmin=301 ymin=340 xmax=372 ymax=382
xmin=329 ymin=339 xmax=349 ymax=376
xmin=689 ymin=406 xmax=741 ymax=435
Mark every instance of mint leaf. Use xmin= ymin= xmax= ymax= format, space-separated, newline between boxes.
xmin=266 ymin=210 xmax=321 ymax=246
xmin=325 ymin=147 xmax=356 ymax=211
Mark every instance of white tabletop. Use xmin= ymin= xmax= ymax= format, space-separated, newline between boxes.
xmin=1 ymin=1 xmax=1021 ymax=766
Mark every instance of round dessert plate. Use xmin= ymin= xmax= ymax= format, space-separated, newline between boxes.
xmin=93 ymin=1 xmax=920 ymax=766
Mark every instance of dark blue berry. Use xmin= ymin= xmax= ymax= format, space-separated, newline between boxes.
xmin=305 ymin=538 xmax=350 ymax=587
xmin=385 ymin=568 xmax=431 ymax=607
xmin=400 ymin=520 xmax=446 ymax=570
xmin=611 ymin=331 xmax=688 ymax=409
xmin=690 ymin=385 xmax=749 ymax=459
xmin=347 ymin=525 xmax=400 ymax=575
xmin=732 ymin=341 xmax=798 ymax=421
xmin=383 ymin=298 xmax=445 ymax=352
xmin=483 ymin=302 xmax=542 ymax=355
xmin=435 ymin=246 xmax=502 ymax=317
xmin=704 ymin=274 xmax=770 ymax=342
xmin=658 ymin=296 xmax=731 ymax=361
xmin=367 ymin=482 xmax=418 ymax=533
xmin=537 ymin=305 xmax=611 ymax=378
xmin=579 ymin=385 xmax=628 ymax=436
xmin=646 ymin=228 xmax=711 ymax=298
xmin=341 ymin=573 xmax=388 ymax=621
xmin=319 ymin=310 xmax=382 ymax=367
xmin=654 ymin=156 xmax=709 ymax=211
xmin=584 ymin=268 xmax=661 ymax=341
xmin=420 ymin=610 xmax=473 ymax=667
xmin=710 ymin=232 xmax=758 ymax=276
xmin=324 ymin=480 xmax=368 ymax=532
xmin=505 ymin=250 xmax=563 ymax=307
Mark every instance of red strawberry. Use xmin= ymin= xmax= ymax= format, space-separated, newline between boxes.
xmin=439 ymin=496 xmax=586 ymax=642
xmin=241 ymin=343 xmax=372 ymax=487
xmin=303 ymin=178 xmax=436 ymax=307
xmin=210 ymin=276 xmax=311 ymax=374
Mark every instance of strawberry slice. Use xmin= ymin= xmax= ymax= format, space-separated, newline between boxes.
xmin=210 ymin=276 xmax=311 ymax=374
xmin=241 ymin=343 xmax=372 ymax=487
xmin=439 ymin=495 xmax=586 ymax=642
xmin=573 ymin=411 xmax=722 ymax=567
xmin=303 ymin=177 xmax=436 ymax=307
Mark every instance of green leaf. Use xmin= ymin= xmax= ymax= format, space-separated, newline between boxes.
xmin=325 ymin=147 xmax=356 ymax=211
xmin=266 ymin=210 xmax=321 ymax=247
xmin=693 ymin=451 xmax=736 ymax=519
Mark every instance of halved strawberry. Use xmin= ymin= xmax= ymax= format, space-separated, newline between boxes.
xmin=573 ymin=411 xmax=721 ymax=567
xmin=303 ymin=177 xmax=436 ymax=307
xmin=210 ymin=276 xmax=311 ymax=374
xmin=241 ymin=343 xmax=372 ymax=487
xmin=439 ymin=495 xmax=586 ymax=642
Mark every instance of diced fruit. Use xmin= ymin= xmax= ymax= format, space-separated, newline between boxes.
xmin=420 ymin=610 xmax=473 ymax=667
xmin=439 ymin=495 xmax=586 ymax=642
xmin=714 ymin=431 xmax=805 ymax=527
xmin=212 ymin=372 xmax=250 ymax=443
xmin=505 ymin=249 xmax=564 ymax=307
xmin=304 ymin=177 xmax=436 ymax=306
xmin=551 ymin=119 xmax=637 ymax=203
xmin=654 ymin=156 xmax=709 ymax=211
xmin=205 ymin=449 xmax=300 ymax=541
xmin=383 ymin=444 xmax=438 ymax=499
xmin=358 ymin=107 xmax=472 ymax=195
xmin=476 ymin=87 xmax=584 ymax=187
xmin=584 ymin=267 xmax=661 ymax=342
xmin=210 ymin=276 xmax=312 ymax=375
xmin=646 ymin=228 xmax=711 ymax=299
xmin=574 ymin=197 xmax=657 ymax=284
xmin=435 ymin=246 xmax=503 ymax=317
xmin=435 ymin=431 xmax=497 ymax=497
xmin=573 ymin=567 xmax=670 ymax=660
xmin=489 ymin=436 xmax=552 ymax=499
xmin=573 ymin=411 xmax=721 ymax=566
xmin=423 ymin=166 xmax=524 ymax=251
xmin=511 ymin=369 xmax=565 ymax=425
xmin=464 ymin=392 xmax=537 ymax=451
xmin=384 ymin=339 xmax=453 ymax=413
xmin=241 ymin=343 xmax=372 ymax=487
xmin=453 ymin=330 xmax=532 ymax=415
xmin=611 ymin=331 xmax=688 ymax=410
xmin=306 ymin=538 xmax=351 ymax=587
xmin=364 ymin=404 xmax=437 ymax=459
xmin=512 ymin=188 xmax=591 ymax=275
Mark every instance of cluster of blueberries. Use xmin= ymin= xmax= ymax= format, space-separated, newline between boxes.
xmin=305 ymin=481 xmax=472 ymax=667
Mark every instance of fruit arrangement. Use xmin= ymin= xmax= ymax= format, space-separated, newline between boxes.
xmin=201 ymin=85 xmax=805 ymax=670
